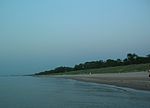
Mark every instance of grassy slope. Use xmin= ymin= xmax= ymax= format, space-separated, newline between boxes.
xmin=53 ymin=63 xmax=150 ymax=75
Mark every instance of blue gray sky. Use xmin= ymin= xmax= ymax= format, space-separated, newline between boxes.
xmin=0 ymin=0 xmax=150 ymax=75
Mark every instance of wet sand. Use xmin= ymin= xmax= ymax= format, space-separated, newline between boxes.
xmin=59 ymin=71 xmax=150 ymax=91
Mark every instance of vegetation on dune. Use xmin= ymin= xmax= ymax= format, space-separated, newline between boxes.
xmin=59 ymin=63 xmax=150 ymax=75
xmin=35 ymin=53 xmax=150 ymax=75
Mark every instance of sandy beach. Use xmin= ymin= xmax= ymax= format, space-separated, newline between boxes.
xmin=58 ymin=71 xmax=150 ymax=91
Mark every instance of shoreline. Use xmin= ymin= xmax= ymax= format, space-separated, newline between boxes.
xmin=56 ymin=71 xmax=150 ymax=91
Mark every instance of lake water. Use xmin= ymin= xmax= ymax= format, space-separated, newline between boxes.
xmin=0 ymin=76 xmax=150 ymax=108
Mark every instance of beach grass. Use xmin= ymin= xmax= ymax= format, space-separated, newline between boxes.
xmin=53 ymin=63 xmax=150 ymax=75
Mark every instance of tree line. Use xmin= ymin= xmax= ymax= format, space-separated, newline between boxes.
xmin=35 ymin=53 xmax=150 ymax=75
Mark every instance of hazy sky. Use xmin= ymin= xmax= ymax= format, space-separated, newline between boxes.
xmin=0 ymin=0 xmax=150 ymax=75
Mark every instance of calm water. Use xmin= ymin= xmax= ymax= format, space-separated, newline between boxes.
xmin=0 ymin=76 xmax=150 ymax=108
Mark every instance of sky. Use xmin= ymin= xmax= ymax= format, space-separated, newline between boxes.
xmin=0 ymin=0 xmax=150 ymax=75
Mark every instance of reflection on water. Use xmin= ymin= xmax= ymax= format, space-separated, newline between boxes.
xmin=0 ymin=76 xmax=150 ymax=108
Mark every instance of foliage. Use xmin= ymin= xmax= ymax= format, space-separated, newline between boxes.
xmin=35 ymin=53 xmax=150 ymax=75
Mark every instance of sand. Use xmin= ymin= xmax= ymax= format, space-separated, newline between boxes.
xmin=57 ymin=71 xmax=150 ymax=91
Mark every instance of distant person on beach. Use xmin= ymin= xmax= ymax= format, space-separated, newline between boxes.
xmin=148 ymin=67 xmax=150 ymax=77
xmin=148 ymin=69 xmax=150 ymax=77
xmin=148 ymin=65 xmax=150 ymax=77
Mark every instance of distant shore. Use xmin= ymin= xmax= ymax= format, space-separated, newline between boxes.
xmin=55 ymin=71 xmax=150 ymax=91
